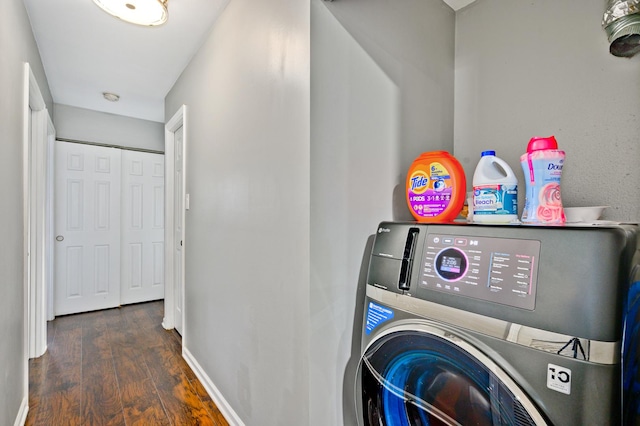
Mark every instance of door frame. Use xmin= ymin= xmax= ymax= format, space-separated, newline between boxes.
xmin=163 ymin=105 xmax=187 ymax=338
xmin=23 ymin=62 xmax=54 ymax=363
xmin=46 ymin=124 xmax=55 ymax=322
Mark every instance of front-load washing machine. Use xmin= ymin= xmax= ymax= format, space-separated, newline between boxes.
xmin=356 ymin=222 xmax=640 ymax=425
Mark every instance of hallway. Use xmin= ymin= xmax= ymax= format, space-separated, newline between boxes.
xmin=26 ymin=301 xmax=228 ymax=425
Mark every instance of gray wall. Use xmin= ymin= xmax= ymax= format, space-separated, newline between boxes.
xmin=311 ymin=0 xmax=454 ymax=424
xmin=454 ymin=0 xmax=640 ymax=222
xmin=166 ymin=0 xmax=453 ymax=423
xmin=0 ymin=0 xmax=52 ymax=424
xmin=164 ymin=0 xmax=310 ymax=424
xmin=54 ymin=104 xmax=164 ymax=152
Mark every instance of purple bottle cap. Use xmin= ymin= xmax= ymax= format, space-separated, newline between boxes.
xmin=527 ymin=136 xmax=558 ymax=152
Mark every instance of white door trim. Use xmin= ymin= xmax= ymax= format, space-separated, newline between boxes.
xmin=46 ymin=122 xmax=55 ymax=321
xmin=23 ymin=62 xmax=53 ymax=364
xmin=163 ymin=105 xmax=187 ymax=335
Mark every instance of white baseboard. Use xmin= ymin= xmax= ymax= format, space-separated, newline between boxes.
xmin=13 ymin=396 xmax=28 ymax=426
xmin=162 ymin=318 xmax=171 ymax=330
xmin=182 ymin=346 xmax=244 ymax=426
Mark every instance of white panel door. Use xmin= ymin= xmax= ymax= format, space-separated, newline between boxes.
xmin=121 ymin=150 xmax=165 ymax=304
xmin=174 ymin=125 xmax=184 ymax=335
xmin=54 ymin=142 xmax=121 ymax=315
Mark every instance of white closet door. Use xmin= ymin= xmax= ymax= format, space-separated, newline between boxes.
xmin=121 ymin=150 xmax=165 ymax=304
xmin=54 ymin=142 xmax=121 ymax=315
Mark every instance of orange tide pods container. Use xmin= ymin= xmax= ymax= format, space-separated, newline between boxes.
xmin=406 ymin=151 xmax=467 ymax=222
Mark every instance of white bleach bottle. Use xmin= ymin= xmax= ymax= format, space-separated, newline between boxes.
xmin=472 ymin=150 xmax=518 ymax=223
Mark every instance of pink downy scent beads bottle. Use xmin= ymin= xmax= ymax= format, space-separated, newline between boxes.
xmin=520 ymin=136 xmax=566 ymax=224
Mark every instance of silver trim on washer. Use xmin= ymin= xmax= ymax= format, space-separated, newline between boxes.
xmin=366 ymin=285 xmax=620 ymax=365
xmin=360 ymin=321 xmax=549 ymax=426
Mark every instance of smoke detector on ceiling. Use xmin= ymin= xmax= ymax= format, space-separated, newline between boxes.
xmin=103 ymin=92 xmax=120 ymax=102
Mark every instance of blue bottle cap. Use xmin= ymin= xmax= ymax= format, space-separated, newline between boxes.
xmin=481 ymin=150 xmax=496 ymax=157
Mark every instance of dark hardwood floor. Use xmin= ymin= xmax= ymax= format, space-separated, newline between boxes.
xmin=26 ymin=300 xmax=229 ymax=426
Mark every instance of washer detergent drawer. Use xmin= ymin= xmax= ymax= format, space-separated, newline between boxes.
xmin=358 ymin=326 xmax=548 ymax=426
xmin=368 ymin=224 xmax=422 ymax=294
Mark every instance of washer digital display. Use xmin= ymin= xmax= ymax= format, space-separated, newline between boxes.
xmin=434 ymin=248 xmax=468 ymax=280
xmin=421 ymin=233 xmax=541 ymax=310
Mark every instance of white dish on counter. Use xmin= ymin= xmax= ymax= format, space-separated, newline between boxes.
xmin=564 ymin=206 xmax=609 ymax=223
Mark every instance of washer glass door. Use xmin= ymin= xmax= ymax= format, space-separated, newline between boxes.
xmin=359 ymin=327 xmax=547 ymax=426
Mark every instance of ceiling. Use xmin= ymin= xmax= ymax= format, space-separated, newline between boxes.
xmin=23 ymin=0 xmax=230 ymax=123
xmin=23 ymin=0 xmax=474 ymax=124
xmin=443 ymin=0 xmax=476 ymax=11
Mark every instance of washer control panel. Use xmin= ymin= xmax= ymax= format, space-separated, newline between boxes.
xmin=421 ymin=233 xmax=541 ymax=310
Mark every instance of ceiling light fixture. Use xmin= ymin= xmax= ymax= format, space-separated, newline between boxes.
xmin=103 ymin=92 xmax=120 ymax=102
xmin=93 ymin=0 xmax=168 ymax=27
